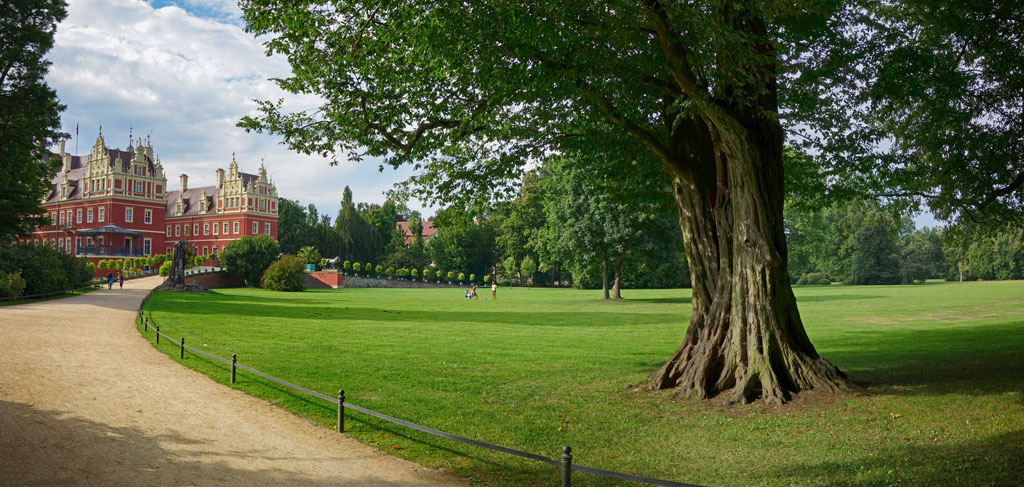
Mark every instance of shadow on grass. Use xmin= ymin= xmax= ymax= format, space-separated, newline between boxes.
xmin=773 ymin=429 xmax=1024 ymax=486
xmin=825 ymin=321 xmax=1024 ymax=397
xmin=627 ymin=296 xmax=692 ymax=304
xmin=0 ymin=400 xmax=424 ymax=487
xmin=795 ymin=294 xmax=885 ymax=303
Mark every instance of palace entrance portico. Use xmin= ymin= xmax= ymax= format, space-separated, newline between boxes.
xmin=76 ymin=223 xmax=145 ymax=257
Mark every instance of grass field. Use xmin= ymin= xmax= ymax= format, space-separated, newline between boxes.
xmin=139 ymin=281 xmax=1024 ymax=486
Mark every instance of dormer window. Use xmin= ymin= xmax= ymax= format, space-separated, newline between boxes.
xmin=176 ymin=201 xmax=184 ymax=216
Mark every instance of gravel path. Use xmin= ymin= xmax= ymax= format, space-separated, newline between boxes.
xmin=0 ymin=276 xmax=461 ymax=486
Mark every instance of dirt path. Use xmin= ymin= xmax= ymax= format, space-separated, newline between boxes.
xmin=0 ymin=276 xmax=461 ymax=486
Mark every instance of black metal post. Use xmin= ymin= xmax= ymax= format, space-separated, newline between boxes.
xmin=561 ymin=445 xmax=572 ymax=487
xmin=179 ymin=337 xmax=185 ymax=359
xmin=337 ymin=389 xmax=345 ymax=433
xmin=144 ymin=316 xmax=148 ymax=332
xmin=155 ymin=325 xmax=159 ymax=344
xmin=231 ymin=354 xmax=237 ymax=383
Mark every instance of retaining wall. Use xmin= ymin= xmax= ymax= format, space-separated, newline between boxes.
xmin=184 ymin=271 xmax=246 ymax=288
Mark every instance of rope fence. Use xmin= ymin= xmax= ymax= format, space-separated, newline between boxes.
xmin=136 ymin=289 xmax=703 ymax=487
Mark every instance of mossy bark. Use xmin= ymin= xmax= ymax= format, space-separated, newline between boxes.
xmin=650 ymin=108 xmax=852 ymax=405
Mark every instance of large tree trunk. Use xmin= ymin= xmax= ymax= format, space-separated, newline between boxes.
xmin=650 ymin=107 xmax=852 ymax=405
xmin=612 ymin=255 xmax=623 ymax=300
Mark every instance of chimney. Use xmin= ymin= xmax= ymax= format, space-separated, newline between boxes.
xmin=180 ymin=174 xmax=188 ymax=192
xmin=58 ymin=139 xmax=66 ymax=156
xmin=216 ymin=168 xmax=225 ymax=188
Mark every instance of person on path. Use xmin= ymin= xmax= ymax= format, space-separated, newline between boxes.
xmin=491 ymin=281 xmax=497 ymax=300
xmin=107 ymin=273 xmax=113 ymax=290
xmin=471 ymin=283 xmax=479 ymax=299
xmin=118 ymin=273 xmax=124 ymax=290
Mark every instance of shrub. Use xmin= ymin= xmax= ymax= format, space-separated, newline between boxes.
xmin=447 ymin=271 xmax=455 ymax=280
xmin=469 ymin=273 xmax=475 ymax=283
xmin=0 ymin=270 xmax=27 ymax=298
xmin=262 ymin=254 xmax=306 ymax=292
xmin=220 ymin=235 xmax=281 ymax=286
xmin=375 ymin=264 xmax=383 ymax=275
xmin=423 ymin=268 xmax=430 ymax=280
xmin=87 ymin=262 xmax=96 ymax=276
xmin=159 ymin=261 xmax=172 ymax=277
xmin=97 ymin=259 xmax=107 ymax=270
xmin=796 ymin=272 xmax=832 ymax=286
xmin=386 ymin=266 xmax=395 ymax=277
xmin=411 ymin=268 xmax=419 ymax=278
xmin=297 ymin=246 xmax=322 ymax=264
xmin=343 ymin=260 xmax=351 ymax=270
xmin=353 ymin=262 xmax=362 ymax=272
xmin=365 ymin=263 xmax=372 ymax=274
xmin=435 ymin=270 xmax=443 ymax=279
xmin=483 ymin=275 xmax=491 ymax=284
xmin=458 ymin=272 xmax=465 ymax=282
xmin=398 ymin=268 xmax=408 ymax=278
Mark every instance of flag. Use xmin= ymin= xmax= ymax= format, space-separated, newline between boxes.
xmin=75 ymin=123 xmax=78 ymax=137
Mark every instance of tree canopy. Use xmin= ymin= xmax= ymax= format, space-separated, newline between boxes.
xmin=0 ymin=0 xmax=67 ymax=238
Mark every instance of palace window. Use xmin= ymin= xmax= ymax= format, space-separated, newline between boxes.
xmin=213 ymin=223 xmax=218 ymax=235
xmin=233 ymin=221 xmax=239 ymax=234
xmin=60 ymin=212 xmax=65 ymax=224
xmin=144 ymin=239 xmax=151 ymax=256
xmin=125 ymin=207 xmax=134 ymax=223
xmin=175 ymin=225 xmax=180 ymax=237
xmin=98 ymin=207 xmax=105 ymax=222
xmin=222 ymin=222 xmax=228 ymax=234
xmin=265 ymin=222 xmax=271 ymax=235
xmin=252 ymin=222 xmax=257 ymax=234
xmin=193 ymin=224 xmax=199 ymax=236
xmin=203 ymin=247 xmax=208 ymax=256
xmin=76 ymin=209 xmax=82 ymax=224
xmin=144 ymin=209 xmax=152 ymax=224
xmin=184 ymin=224 xmax=190 ymax=236
xmin=87 ymin=208 xmax=93 ymax=223
xmin=135 ymin=181 xmax=143 ymax=193
xmin=204 ymin=223 xmax=209 ymax=235
xmin=166 ymin=226 xmax=171 ymax=237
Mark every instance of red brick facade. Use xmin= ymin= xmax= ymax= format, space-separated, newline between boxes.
xmin=16 ymin=133 xmax=278 ymax=266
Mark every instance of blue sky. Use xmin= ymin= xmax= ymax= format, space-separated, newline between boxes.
xmin=47 ymin=0 xmax=428 ymax=220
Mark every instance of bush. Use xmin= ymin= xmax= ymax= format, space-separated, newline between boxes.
xmin=365 ymin=262 xmax=372 ymax=274
xmin=297 ymin=246 xmax=322 ymax=264
xmin=375 ymin=264 xmax=383 ymax=275
xmin=446 ymin=271 xmax=455 ymax=280
xmin=87 ymin=262 xmax=96 ymax=276
xmin=0 ymin=270 xmax=27 ymax=298
xmin=435 ymin=270 xmax=443 ymax=279
xmin=353 ymin=262 xmax=362 ymax=272
xmin=483 ymin=275 xmax=490 ymax=284
xmin=343 ymin=260 xmax=351 ymax=270
xmin=386 ymin=266 xmax=395 ymax=277
xmin=796 ymin=272 xmax=832 ymax=286
xmin=458 ymin=272 xmax=465 ymax=282
xmin=262 ymin=254 xmax=306 ymax=292
xmin=411 ymin=268 xmax=419 ymax=278
xmin=159 ymin=261 xmax=172 ymax=277
xmin=0 ymin=244 xmax=92 ymax=295
xmin=220 ymin=235 xmax=281 ymax=287
xmin=469 ymin=273 xmax=475 ymax=283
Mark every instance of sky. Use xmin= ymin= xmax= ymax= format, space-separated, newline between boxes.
xmin=47 ymin=0 xmax=428 ymax=221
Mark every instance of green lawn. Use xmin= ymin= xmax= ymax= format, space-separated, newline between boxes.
xmin=139 ymin=281 xmax=1024 ymax=486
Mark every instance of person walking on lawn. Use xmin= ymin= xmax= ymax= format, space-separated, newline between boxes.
xmin=491 ymin=281 xmax=497 ymax=300
xmin=119 ymin=273 xmax=124 ymax=290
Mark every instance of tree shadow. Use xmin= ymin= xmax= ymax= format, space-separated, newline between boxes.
xmin=0 ymin=400 xmax=443 ymax=487
xmin=772 ymin=429 xmax=1024 ymax=486
xmin=825 ymin=321 xmax=1024 ymax=397
xmin=795 ymin=294 xmax=885 ymax=303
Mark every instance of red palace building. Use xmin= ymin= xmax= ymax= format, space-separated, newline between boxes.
xmin=16 ymin=130 xmax=279 ymax=266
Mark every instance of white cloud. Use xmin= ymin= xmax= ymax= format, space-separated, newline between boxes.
xmin=47 ymin=0 xmax=433 ymax=221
